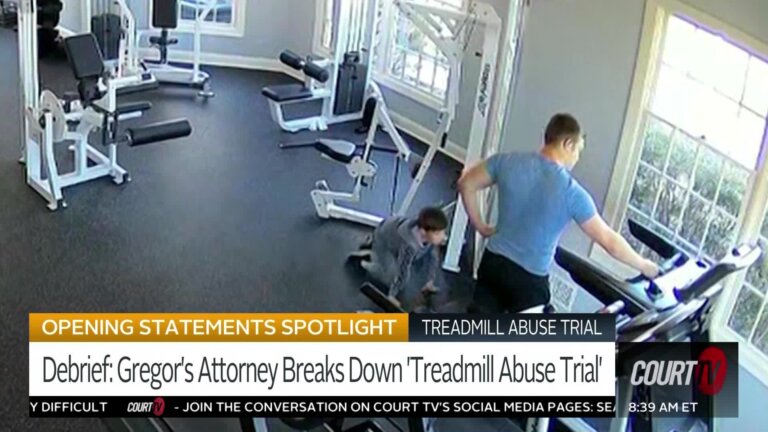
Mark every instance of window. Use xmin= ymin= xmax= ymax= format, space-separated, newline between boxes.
xmin=314 ymin=0 xmax=335 ymax=55
xmin=176 ymin=0 xmax=246 ymax=37
xmin=621 ymin=15 xmax=767 ymax=263
xmin=602 ymin=0 xmax=768 ymax=383
xmin=378 ymin=0 xmax=466 ymax=102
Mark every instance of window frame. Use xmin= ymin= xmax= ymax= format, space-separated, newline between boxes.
xmin=373 ymin=0 xmax=469 ymax=109
xmin=313 ymin=0 xmax=335 ymax=57
xmin=166 ymin=0 xmax=247 ymax=38
xmin=594 ymin=0 xmax=768 ymax=387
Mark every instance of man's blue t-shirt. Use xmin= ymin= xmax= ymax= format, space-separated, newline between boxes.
xmin=484 ymin=152 xmax=597 ymax=276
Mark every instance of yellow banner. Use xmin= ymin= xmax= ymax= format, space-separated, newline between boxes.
xmin=29 ymin=313 xmax=408 ymax=342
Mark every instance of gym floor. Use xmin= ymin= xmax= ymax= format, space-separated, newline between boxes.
xmin=0 ymin=28 xmax=530 ymax=431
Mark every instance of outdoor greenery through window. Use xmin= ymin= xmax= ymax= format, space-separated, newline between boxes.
xmin=180 ymin=0 xmax=234 ymax=27
xmin=385 ymin=0 xmax=465 ymax=99
xmin=621 ymin=15 xmax=768 ymax=355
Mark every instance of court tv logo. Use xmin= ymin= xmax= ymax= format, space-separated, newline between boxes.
xmin=126 ymin=397 xmax=166 ymax=416
xmin=629 ymin=346 xmax=728 ymax=396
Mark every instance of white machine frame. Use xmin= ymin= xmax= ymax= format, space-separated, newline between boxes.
xmin=265 ymin=0 xmax=375 ymax=132
xmin=310 ymin=0 xmax=501 ymax=249
xmin=83 ymin=0 xmax=148 ymax=83
xmin=142 ymin=0 xmax=214 ymax=97
xmin=19 ymin=1 xmax=151 ymax=211
xmin=311 ymin=81 xmax=416 ymax=227
xmin=24 ymin=90 xmax=131 ymax=211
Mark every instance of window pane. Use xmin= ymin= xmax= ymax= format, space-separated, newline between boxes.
xmin=215 ymin=1 xmax=232 ymax=24
xmin=698 ymin=89 xmax=739 ymax=151
xmin=679 ymin=195 xmax=711 ymax=249
xmin=751 ymin=306 xmax=768 ymax=356
xmin=651 ymin=65 xmax=690 ymax=128
xmin=687 ymin=28 xmax=720 ymax=85
xmin=702 ymin=210 xmax=737 ymax=259
xmin=434 ymin=63 xmax=449 ymax=98
xmin=181 ymin=5 xmax=196 ymax=20
xmin=744 ymin=56 xmax=768 ymax=117
xmin=423 ymin=40 xmax=438 ymax=57
xmin=630 ymin=164 xmax=662 ymax=216
xmin=654 ymin=180 xmax=687 ymax=233
xmin=716 ymin=162 xmax=749 ymax=217
xmin=666 ymin=131 xmax=697 ymax=185
xmin=203 ymin=6 xmax=215 ymax=22
xmin=662 ymin=16 xmax=696 ymax=71
xmin=640 ymin=117 xmax=674 ymax=171
xmin=733 ymin=107 xmax=765 ymax=169
xmin=404 ymin=52 xmax=419 ymax=85
xmin=693 ymin=146 xmax=723 ymax=200
xmin=711 ymin=35 xmax=749 ymax=100
xmin=389 ymin=49 xmax=405 ymax=78
xmin=418 ymin=57 xmax=437 ymax=90
xmin=728 ymin=286 xmax=763 ymax=339
xmin=745 ymin=241 xmax=768 ymax=294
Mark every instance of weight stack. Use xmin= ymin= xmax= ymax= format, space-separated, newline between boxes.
xmin=334 ymin=51 xmax=368 ymax=116
xmin=91 ymin=13 xmax=122 ymax=61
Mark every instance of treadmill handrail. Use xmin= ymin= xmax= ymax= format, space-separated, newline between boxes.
xmin=554 ymin=247 xmax=647 ymax=316
xmin=674 ymin=244 xmax=761 ymax=302
xmin=628 ymin=219 xmax=679 ymax=259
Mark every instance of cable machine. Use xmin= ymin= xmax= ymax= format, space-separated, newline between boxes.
xmin=17 ymin=1 xmax=192 ymax=210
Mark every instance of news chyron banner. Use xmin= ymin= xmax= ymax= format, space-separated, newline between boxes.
xmin=29 ymin=313 xmax=617 ymax=418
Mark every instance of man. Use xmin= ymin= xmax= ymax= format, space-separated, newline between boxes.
xmin=458 ymin=113 xmax=659 ymax=313
xmin=352 ymin=207 xmax=448 ymax=308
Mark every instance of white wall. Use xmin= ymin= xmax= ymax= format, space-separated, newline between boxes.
xmin=59 ymin=0 xmax=82 ymax=32
xmin=498 ymin=0 xmax=768 ymax=429
xmin=58 ymin=0 xmax=315 ymax=59
xmin=126 ymin=0 xmax=315 ymax=58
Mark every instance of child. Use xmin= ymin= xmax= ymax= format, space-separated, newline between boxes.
xmin=352 ymin=207 xmax=448 ymax=308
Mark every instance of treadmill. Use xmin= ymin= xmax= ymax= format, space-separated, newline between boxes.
xmin=102 ymin=221 xmax=759 ymax=432
xmin=555 ymin=220 xmax=761 ymax=432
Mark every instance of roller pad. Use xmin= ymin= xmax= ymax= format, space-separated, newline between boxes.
xmin=116 ymin=101 xmax=152 ymax=116
xmin=127 ymin=119 xmax=191 ymax=146
xmin=279 ymin=50 xmax=304 ymax=70
xmin=303 ymin=62 xmax=330 ymax=83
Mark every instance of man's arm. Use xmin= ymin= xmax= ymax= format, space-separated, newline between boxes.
xmin=579 ymin=215 xmax=659 ymax=278
xmin=457 ymin=161 xmax=496 ymax=238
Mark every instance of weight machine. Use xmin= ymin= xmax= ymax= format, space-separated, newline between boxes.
xmin=272 ymin=0 xmax=500 ymax=237
xmin=142 ymin=0 xmax=214 ymax=97
xmin=262 ymin=0 xmax=375 ymax=132
xmin=86 ymin=0 xmax=155 ymax=89
xmin=18 ymin=0 xmax=192 ymax=210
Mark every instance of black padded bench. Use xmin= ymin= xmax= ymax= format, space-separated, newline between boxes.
xmin=261 ymin=83 xmax=314 ymax=103
xmin=314 ymin=139 xmax=357 ymax=164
